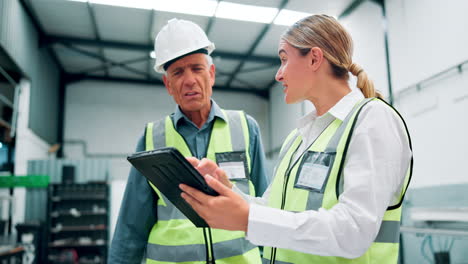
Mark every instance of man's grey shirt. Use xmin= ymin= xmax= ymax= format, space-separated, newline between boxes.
xmin=109 ymin=100 xmax=269 ymax=263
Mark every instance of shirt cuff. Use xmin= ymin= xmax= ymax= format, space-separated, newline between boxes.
xmin=246 ymin=203 xmax=296 ymax=247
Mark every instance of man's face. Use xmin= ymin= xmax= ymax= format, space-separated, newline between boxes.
xmin=163 ymin=53 xmax=215 ymax=114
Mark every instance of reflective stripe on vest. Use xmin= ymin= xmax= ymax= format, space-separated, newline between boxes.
xmin=264 ymin=98 xmax=412 ymax=264
xmin=262 ymin=259 xmax=292 ymax=264
xmin=147 ymin=236 xmax=259 ymax=262
xmin=145 ymin=110 xmax=261 ymax=264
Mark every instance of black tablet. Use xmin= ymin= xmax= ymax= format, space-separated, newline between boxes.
xmin=127 ymin=147 xmax=218 ymax=227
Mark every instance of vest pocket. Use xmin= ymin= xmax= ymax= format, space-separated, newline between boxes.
xmin=294 ymin=151 xmax=336 ymax=193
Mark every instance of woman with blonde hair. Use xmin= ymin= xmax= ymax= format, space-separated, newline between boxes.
xmin=180 ymin=14 xmax=413 ymax=264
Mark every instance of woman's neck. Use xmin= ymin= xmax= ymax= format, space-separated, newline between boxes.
xmin=308 ymin=78 xmax=351 ymax=116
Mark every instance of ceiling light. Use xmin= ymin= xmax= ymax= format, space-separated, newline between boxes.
xmin=67 ymin=0 xmax=314 ymax=26
xmin=274 ymin=9 xmax=311 ymax=26
xmin=87 ymin=0 xmax=217 ymax=16
xmin=90 ymin=0 xmax=154 ymax=10
xmin=216 ymin=2 xmax=278 ymax=24
xmin=155 ymin=0 xmax=218 ymax=17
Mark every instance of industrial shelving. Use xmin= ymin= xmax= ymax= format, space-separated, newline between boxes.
xmin=46 ymin=183 xmax=109 ymax=264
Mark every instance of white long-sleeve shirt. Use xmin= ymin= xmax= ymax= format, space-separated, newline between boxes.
xmin=238 ymin=89 xmax=412 ymax=258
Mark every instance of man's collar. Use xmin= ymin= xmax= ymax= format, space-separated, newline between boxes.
xmin=173 ymin=100 xmax=227 ymax=129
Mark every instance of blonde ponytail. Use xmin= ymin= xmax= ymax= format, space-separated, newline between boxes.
xmin=282 ymin=15 xmax=383 ymax=99
xmin=348 ymin=63 xmax=383 ymax=99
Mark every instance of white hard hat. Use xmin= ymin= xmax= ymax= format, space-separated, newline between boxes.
xmin=154 ymin=18 xmax=215 ymax=73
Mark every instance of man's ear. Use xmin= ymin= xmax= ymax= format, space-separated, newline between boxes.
xmin=163 ymin=74 xmax=173 ymax=95
xmin=309 ymin=47 xmax=324 ymax=71
xmin=209 ymin=64 xmax=216 ymax=87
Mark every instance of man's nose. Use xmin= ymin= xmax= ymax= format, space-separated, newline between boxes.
xmin=183 ymin=71 xmax=196 ymax=87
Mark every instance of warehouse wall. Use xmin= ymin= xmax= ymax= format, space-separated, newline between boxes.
xmin=386 ymin=0 xmax=468 ymax=92
xmin=63 ymin=80 xmax=269 ymax=166
xmin=386 ymin=0 xmax=468 ymax=262
xmin=13 ymin=80 xmax=51 ymax=231
xmin=0 ymin=0 xmax=60 ymax=144
xmin=63 ymin=80 xmax=270 ymax=234
xmin=387 ymin=0 xmax=468 ymax=188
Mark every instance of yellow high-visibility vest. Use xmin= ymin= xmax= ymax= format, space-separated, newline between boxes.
xmin=145 ymin=110 xmax=261 ymax=264
xmin=264 ymin=98 xmax=412 ymax=264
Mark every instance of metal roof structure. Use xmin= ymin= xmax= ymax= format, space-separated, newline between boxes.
xmin=19 ymin=0 xmax=379 ymax=99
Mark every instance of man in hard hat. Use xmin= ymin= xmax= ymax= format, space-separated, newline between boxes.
xmin=109 ymin=18 xmax=268 ymax=264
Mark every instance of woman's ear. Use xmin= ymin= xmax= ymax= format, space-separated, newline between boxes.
xmin=309 ymin=47 xmax=324 ymax=71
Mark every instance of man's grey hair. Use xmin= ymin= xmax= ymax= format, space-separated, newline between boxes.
xmin=205 ymin=54 xmax=213 ymax=67
xmin=164 ymin=54 xmax=214 ymax=76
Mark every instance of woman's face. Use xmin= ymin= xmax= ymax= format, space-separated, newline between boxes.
xmin=275 ymin=39 xmax=313 ymax=104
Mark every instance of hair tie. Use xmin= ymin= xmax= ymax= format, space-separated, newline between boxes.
xmin=349 ymin=63 xmax=363 ymax=76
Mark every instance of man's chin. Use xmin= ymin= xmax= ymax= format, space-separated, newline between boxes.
xmin=180 ymin=103 xmax=208 ymax=113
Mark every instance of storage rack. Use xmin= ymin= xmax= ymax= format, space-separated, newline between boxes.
xmin=46 ymin=183 xmax=109 ymax=264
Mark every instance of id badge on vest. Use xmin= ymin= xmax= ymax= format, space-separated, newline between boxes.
xmin=295 ymin=151 xmax=336 ymax=193
xmin=215 ymin=151 xmax=249 ymax=181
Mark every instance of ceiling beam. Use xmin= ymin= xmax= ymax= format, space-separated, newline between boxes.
xmin=77 ymin=56 xmax=149 ymax=75
xmin=216 ymin=69 xmax=260 ymax=89
xmin=65 ymin=74 xmax=269 ymax=99
xmin=45 ymin=35 xmax=149 ymax=50
xmin=65 ymin=73 xmax=164 ymax=86
xmin=205 ymin=0 xmax=221 ymax=35
xmin=45 ymin=35 xmax=279 ymax=64
xmin=338 ymin=0 xmax=367 ymax=19
xmin=370 ymin=0 xmax=384 ymax=6
xmin=239 ymin=63 xmax=278 ymax=74
xmin=61 ymin=43 xmax=149 ymax=77
xmin=224 ymin=0 xmax=288 ymax=88
xmin=86 ymin=2 xmax=108 ymax=76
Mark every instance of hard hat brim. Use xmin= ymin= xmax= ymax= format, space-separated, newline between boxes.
xmin=154 ymin=43 xmax=215 ymax=73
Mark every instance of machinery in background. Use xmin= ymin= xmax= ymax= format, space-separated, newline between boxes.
xmin=400 ymin=185 xmax=468 ymax=264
